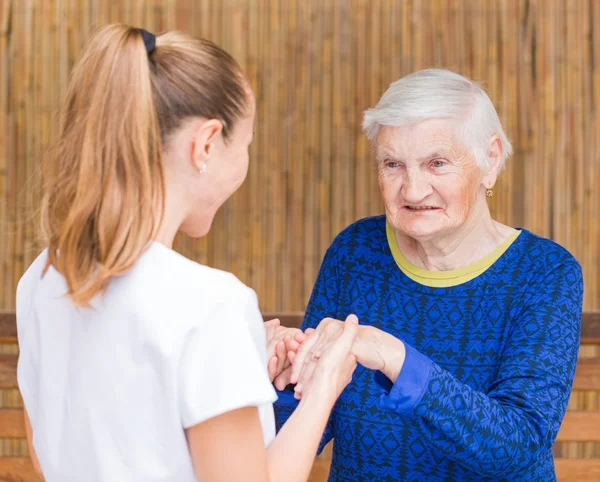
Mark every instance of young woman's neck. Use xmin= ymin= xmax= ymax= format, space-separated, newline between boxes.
xmin=154 ymin=180 xmax=187 ymax=248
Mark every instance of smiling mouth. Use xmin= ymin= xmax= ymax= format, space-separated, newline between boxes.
xmin=404 ymin=206 xmax=440 ymax=211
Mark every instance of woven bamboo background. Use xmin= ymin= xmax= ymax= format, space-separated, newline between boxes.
xmin=0 ymin=0 xmax=599 ymax=462
xmin=0 ymin=0 xmax=598 ymax=313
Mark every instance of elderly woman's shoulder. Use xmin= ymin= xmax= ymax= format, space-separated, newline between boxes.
xmin=517 ymin=228 xmax=582 ymax=276
xmin=330 ymin=215 xmax=387 ymax=244
xmin=320 ymin=216 xmax=387 ymax=261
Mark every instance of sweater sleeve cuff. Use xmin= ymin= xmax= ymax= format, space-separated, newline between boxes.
xmin=374 ymin=342 xmax=433 ymax=414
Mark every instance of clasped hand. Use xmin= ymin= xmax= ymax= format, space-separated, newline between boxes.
xmin=265 ymin=315 xmax=360 ymax=399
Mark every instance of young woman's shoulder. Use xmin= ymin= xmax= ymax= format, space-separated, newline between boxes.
xmin=134 ymin=242 xmax=247 ymax=294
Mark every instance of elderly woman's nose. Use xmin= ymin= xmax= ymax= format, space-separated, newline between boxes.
xmin=402 ymin=170 xmax=432 ymax=202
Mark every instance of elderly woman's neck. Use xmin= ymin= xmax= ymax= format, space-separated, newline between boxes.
xmin=395 ymin=214 xmax=516 ymax=272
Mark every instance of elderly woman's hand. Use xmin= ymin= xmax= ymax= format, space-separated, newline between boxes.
xmin=289 ymin=317 xmax=344 ymax=397
xmin=291 ymin=316 xmax=407 ymax=398
xmin=292 ymin=315 xmax=359 ymax=402
xmin=265 ymin=319 xmax=309 ymax=388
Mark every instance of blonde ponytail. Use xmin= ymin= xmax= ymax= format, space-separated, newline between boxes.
xmin=41 ymin=24 xmax=248 ymax=306
xmin=41 ymin=24 xmax=164 ymax=306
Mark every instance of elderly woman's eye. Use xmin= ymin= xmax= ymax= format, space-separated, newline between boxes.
xmin=384 ymin=160 xmax=400 ymax=168
xmin=432 ymin=159 xmax=447 ymax=168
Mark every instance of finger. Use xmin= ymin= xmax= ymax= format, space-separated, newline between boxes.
xmin=338 ymin=314 xmax=359 ymax=343
xmin=275 ymin=340 xmax=287 ymax=374
xmin=267 ymin=355 xmax=278 ymax=382
xmin=266 ymin=325 xmax=283 ymax=358
xmin=267 ymin=338 xmax=279 ymax=359
xmin=334 ymin=314 xmax=359 ymax=351
xmin=295 ymin=358 xmax=318 ymax=396
xmin=311 ymin=322 xmax=342 ymax=358
xmin=276 ymin=339 xmax=286 ymax=359
xmin=345 ymin=314 xmax=359 ymax=325
xmin=305 ymin=328 xmax=316 ymax=335
xmin=294 ymin=361 xmax=318 ymax=395
xmin=285 ymin=338 xmax=302 ymax=353
xmin=312 ymin=326 xmax=340 ymax=358
xmin=264 ymin=318 xmax=281 ymax=327
xmin=290 ymin=332 xmax=319 ymax=384
xmin=319 ymin=315 xmax=359 ymax=362
xmin=311 ymin=339 xmax=327 ymax=359
xmin=288 ymin=350 xmax=296 ymax=363
xmin=273 ymin=366 xmax=293 ymax=391
xmin=295 ymin=342 xmax=323 ymax=395
xmin=280 ymin=339 xmax=292 ymax=370
xmin=293 ymin=331 xmax=307 ymax=344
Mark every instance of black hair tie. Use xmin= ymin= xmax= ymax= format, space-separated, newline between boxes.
xmin=139 ymin=28 xmax=156 ymax=55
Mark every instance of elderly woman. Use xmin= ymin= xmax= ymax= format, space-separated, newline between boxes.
xmin=269 ymin=69 xmax=583 ymax=482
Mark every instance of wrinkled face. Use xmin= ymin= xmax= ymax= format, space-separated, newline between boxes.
xmin=375 ymin=119 xmax=489 ymax=241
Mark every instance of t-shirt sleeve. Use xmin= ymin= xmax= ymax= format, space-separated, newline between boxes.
xmin=177 ymin=282 xmax=277 ymax=429
xmin=15 ymin=264 xmax=40 ymax=421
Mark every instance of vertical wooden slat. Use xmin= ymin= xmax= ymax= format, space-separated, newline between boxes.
xmin=0 ymin=1 xmax=598 ymax=313
xmin=0 ymin=0 xmax=12 ymax=313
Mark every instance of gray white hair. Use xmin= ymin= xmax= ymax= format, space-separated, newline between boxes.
xmin=362 ymin=69 xmax=513 ymax=170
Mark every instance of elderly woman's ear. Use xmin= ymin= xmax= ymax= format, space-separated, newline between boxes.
xmin=482 ymin=134 xmax=504 ymax=190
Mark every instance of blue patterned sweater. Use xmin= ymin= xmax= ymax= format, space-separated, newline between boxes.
xmin=274 ymin=215 xmax=583 ymax=482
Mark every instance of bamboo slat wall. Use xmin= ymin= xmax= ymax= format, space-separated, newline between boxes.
xmin=0 ymin=0 xmax=598 ymax=312
xmin=0 ymin=0 xmax=599 ymax=464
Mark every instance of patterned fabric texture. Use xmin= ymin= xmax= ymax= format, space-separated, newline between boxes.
xmin=274 ymin=215 xmax=583 ymax=482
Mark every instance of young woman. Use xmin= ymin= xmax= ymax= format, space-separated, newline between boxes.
xmin=16 ymin=24 xmax=357 ymax=482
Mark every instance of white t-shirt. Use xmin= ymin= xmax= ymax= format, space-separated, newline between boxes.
xmin=16 ymin=243 xmax=277 ymax=482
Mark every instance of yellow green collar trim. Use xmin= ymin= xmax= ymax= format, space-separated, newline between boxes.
xmin=386 ymin=221 xmax=521 ymax=288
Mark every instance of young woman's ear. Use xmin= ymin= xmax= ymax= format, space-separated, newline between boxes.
xmin=191 ymin=119 xmax=223 ymax=172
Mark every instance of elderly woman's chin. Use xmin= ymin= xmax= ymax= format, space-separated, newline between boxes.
xmin=390 ymin=209 xmax=455 ymax=240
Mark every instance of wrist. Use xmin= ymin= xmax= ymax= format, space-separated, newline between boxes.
xmin=298 ymin=380 xmax=337 ymax=408
xmin=352 ymin=325 xmax=406 ymax=382
xmin=380 ymin=334 xmax=406 ymax=383
xmin=352 ymin=325 xmax=385 ymax=371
